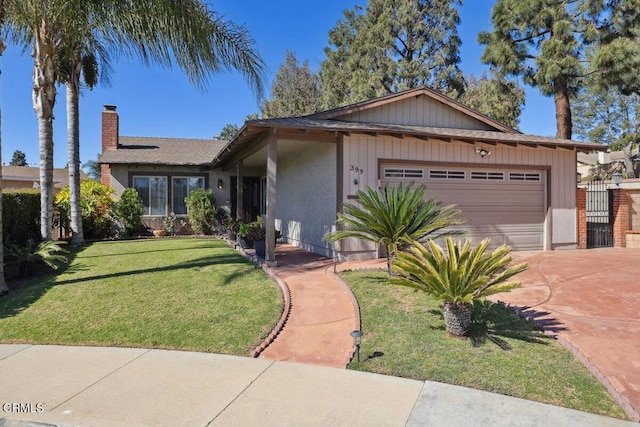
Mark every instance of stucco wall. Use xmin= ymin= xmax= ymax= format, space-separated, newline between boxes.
xmin=275 ymin=142 xmax=337 ymax=257
xmin=108 ymin=164 xmax=233 ymax=215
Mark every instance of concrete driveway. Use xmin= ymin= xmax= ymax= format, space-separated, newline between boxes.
xmin=494 ymin=248 xmax=640 ymax=421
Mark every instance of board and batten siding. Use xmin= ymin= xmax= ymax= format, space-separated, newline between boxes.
xmin=340 ymin=135 xmax=577 ymax=256
xmin=338 ymin=95 xmax=497 ymax=131
xmin=275 ymin=140 xmax=337 ymax=257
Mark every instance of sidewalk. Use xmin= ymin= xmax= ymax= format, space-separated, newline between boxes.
xmin=1 ymin=344 xmax=634 ymax=427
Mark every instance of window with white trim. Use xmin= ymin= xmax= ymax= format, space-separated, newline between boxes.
xmin=383 ymin=167 xmax=424 ymax=179
xmin=133 ymin=176 xmax=167 ymax=216
xmin=470 ymin=171 xmax=505 ymax=180
xmin=429 ymin=170 xmax=465 ymax=179
xmin=172 ymin=177 xmax=205 ymax=215
xmin=509 ymin=172 xmax=541 ymax=182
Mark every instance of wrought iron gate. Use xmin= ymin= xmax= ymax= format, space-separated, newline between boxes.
xmin=585 ymin=181 xmax=613 ymax=248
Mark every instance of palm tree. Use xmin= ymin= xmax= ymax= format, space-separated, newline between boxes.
xmin=391 ymin=238 xmax=528 ymax=337
xmin=0 ymin=0 xmax=8 ymax=293
xmin=4 ymin=0 xmax=266 ymax=242
xmin=323 ymin=183 xmax=463 ymax=274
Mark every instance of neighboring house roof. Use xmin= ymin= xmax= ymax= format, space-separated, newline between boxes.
xmin=99 ymin=136 xmax=227 ymax=166
xmin=577 ymin=148 xmax=639 ymax=166
xmin=308 ymin=86 xmax=520 ymax=134
xmin=2 ymin=166 xmax=85 ymax=188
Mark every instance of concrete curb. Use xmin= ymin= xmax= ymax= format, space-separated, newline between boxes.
xmin=503 ymin=301 xmax=640 ymax=422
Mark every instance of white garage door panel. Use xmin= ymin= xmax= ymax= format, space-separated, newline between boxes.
xmin=381 ymin=164 xmax=546 ymax=250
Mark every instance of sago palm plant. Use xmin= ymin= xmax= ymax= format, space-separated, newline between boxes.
xmin=391 ymin=238 xmax=528 ymax=337
xmin=5 ymin=239 xmax=69 ymax=279
xmin=323 ymin=184 xmax=463 ymax=274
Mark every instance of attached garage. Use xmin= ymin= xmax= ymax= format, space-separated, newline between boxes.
xmin=380 ymin=163 xmax=547 ymax=250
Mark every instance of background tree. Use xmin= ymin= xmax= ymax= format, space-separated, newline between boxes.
xmin=218 ymin=123 xmax=239 ymax=141
xmin=82 ymin=158 xmax=101 ymax=181
xmin=261 ymin=51 xmax=321 ymax=118
xmin=9 ymin=150 xmax=27 ymax=166
xmin=457 ymin=73 xmax=525 ymax=129
xmin=479 ymin=0 xmax=640 ymax=139
xmin=319 ymin=0 xmax=464 ymax=109
xmin=573 ymin=79 xmax=640 ymax=178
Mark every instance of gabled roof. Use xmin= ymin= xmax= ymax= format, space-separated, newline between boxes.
xmin=2 ymin=166 xmax=85 ymax=188
xmin=308 ymin=86 xmax=520 ymax=134
xmin=99 ymin=136 xmax=227 ymax=166
xmin=212 ymin=117 xmax=607 ymax=168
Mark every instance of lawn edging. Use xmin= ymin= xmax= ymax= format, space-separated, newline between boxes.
xmin=502 ymin=301 xmax=640 ymax=422
xmin=250 ymin=263 xmax=292 ymax=358
xmin=327 ymin=267 xmax=363 ymax=368
xmin=221 ymin=237 xmax=292 ymax=359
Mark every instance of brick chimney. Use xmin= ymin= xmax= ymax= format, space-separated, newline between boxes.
xmin=101 ymin=105 xmax=118 ymax=187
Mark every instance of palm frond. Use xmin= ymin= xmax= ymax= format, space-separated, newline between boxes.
xmin=391 ymin=238 xmax=527 ymax=303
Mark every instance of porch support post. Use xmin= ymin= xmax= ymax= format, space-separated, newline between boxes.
xmin=265 ymin=131 xmax=277 ymax=266
xmin=236 ymin=160 xmax=243 ymax=220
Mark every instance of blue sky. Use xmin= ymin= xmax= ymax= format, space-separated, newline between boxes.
xmin=0 ymin=1 xmax=557 ymax=169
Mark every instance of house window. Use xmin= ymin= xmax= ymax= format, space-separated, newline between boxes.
xmin=509 ymin=172 xmax=541 ymax=182
xmin=383 ymin=168 xmax=425 ymax=179
xmin=470 ymin=171 xmax=505 ymax=180
xmin=133 ymin=176 xmax=167 ymax=216
xmin=172 ymin=177 xmax=205 ymax=215
xmin=429 ymin=170 xmax=465 ymax=179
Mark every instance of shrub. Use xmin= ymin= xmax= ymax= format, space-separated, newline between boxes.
xmin=323 ymin=184 xmax=463 ymax=274
xmin=54 ymin=180 xmax=116 ymax=239
xmin=5 ymin=239 xmax=69 ymax=279
xmin=185 ymin=189 xmax=216 ymax=234
xmin=391 ymin=238 xmax=528 ymax=337
xmin=3 ymin=190 xmax=40 ymax=245
xmin=114 ymin=188 xmax=144 ymax=237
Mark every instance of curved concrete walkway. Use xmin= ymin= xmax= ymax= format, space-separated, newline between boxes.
xmin=257 ymin=244 xmax=357 ymax=368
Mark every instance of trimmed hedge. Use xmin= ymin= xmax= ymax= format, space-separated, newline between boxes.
xmin=3 ymin=189 xmax=41 ymax=246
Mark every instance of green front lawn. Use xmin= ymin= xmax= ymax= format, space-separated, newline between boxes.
xmin=0 ymin=238 xmax=283 ymax=355
xmin=342 ymin=270 xmax=627 ymax=419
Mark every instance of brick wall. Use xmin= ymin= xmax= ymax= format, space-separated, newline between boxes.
xmin=576 ymin=187 xmax=587 ymax=249
xmin=101 ymin=105 xmax=118 ymax=187
xmin=610 ymin=188 xmax=629 ymax=248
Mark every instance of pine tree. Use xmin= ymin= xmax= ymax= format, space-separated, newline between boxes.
xmin=457 ymin=73 xmax=525 ymax=129
xmin=319 ymin=0 xmax=464 ymax=109
xmin=479 ymin=0 xmax=640 ymax=140
xmin=260 ymin=51 xmax=321 ymax=118
xmin=9 ymin=150 xmax=27 ymax=166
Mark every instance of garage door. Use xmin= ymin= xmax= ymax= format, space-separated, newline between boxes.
xmin=380 ymin=164 xmax=546 ymax=250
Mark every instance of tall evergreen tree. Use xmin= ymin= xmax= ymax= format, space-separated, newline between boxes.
xmin=573 ymin=78 xmax=640 ymax=177
xmin=261 ymin=51 xmax=321 ymax=118
xmin=319 ymin=0 xmax=464 ymax=109
xmin=457 ymin=73 xmax=525 ymax=129
xmin=479 ymin=0 xmax=640 ymax=140
xmin=9 ymin=150 xmax=27 ymax=166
